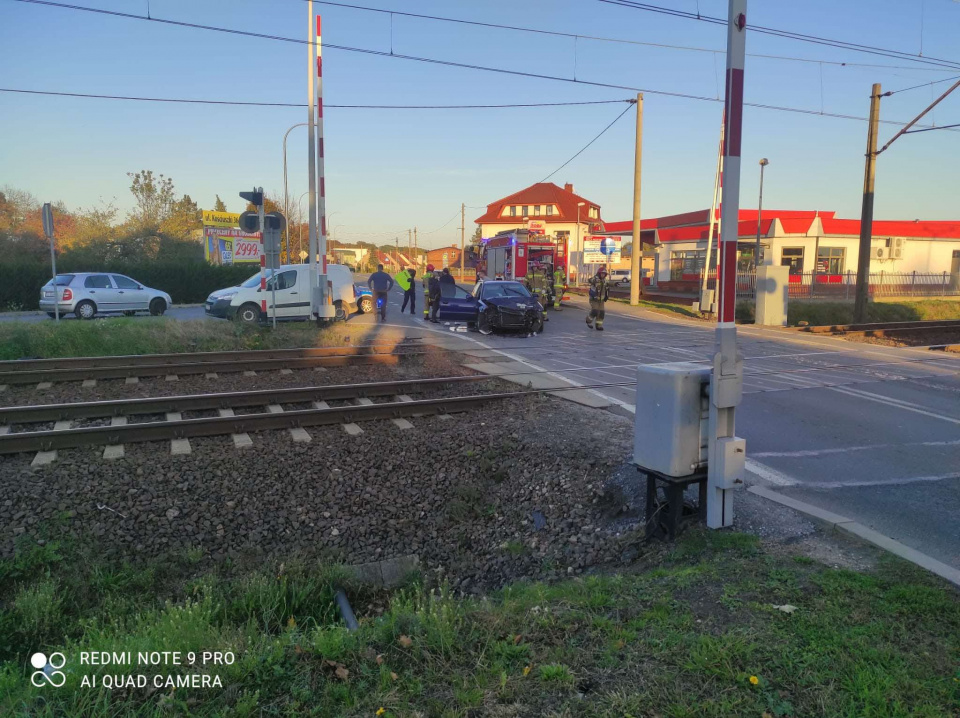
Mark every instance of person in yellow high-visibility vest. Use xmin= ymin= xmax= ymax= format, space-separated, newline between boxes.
xmin=553 ymin=267 xmax=567 ymax=311
xmin=397 ymin=267 xmax=416 ymax=315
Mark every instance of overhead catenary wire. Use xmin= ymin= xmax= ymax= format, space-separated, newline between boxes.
xmin=538 ymin=102 xmax=635 ymax=183
xmin=597 ymin=0 xmax=960 ymax=71
xmin=309 ymin=0 xmax=957 ymax=73
xmin=0 ymin=88 xmax=634 ymax=110
xmin=6 ymin=0 xmax=960 ymax=133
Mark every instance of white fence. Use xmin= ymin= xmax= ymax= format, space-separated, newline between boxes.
xmin=724 ymin=270 xmax=960 ymax=300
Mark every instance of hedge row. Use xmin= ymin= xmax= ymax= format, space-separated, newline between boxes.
xmin=0 ymin=261 xmax=255 ymax=310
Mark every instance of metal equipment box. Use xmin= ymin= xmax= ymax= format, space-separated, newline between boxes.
xmin=634 ymin=363 xmax=711 ymax=477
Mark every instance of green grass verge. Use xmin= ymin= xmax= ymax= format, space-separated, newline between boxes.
xmin=0 ymin=319 xmax=361 ymax=361
xmin=735 ymin=300 xmax=960 ymax=327
xmin=2 ymin=530 xmax=958 ymax=717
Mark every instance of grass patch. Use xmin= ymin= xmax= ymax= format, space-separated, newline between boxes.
xmin=0 ymin=318 xmax=363 ymax=360
xmin=1 ymin=530 xmax=958 ymax=716
xmin=733 ymin=299 xmax=960 ymax=327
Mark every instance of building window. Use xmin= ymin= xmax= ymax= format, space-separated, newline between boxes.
xmin=533 ymin=205 xmax=541 ymax=216
xmin=588 ymin=206 xmax=598 ymax=219
xmin=510 ymin=206 xmax=516 ymax=217
xmin=546 ymin=205 xmax=553 ymax=216
xmin=669 ymin=250 xmax=706 ymax=281
xmin=817 ymin=246 xmax=845 ymax=275
xmin=522 ymin=206 xmax=529 ymax=217
xmin=781 ymin=247 xmax=804 ymax=274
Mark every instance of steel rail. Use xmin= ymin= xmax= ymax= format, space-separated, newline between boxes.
xmin=0 ymin=392 xmax=521 ymax=454
xmin=0 ymin=342 xmax=426 ymax=372
xmin=798 ymin=319 xmax=960 ymax=334
xmin=0 ymin=375 xmax=493 ymax=424
xmin=0 ymin=352 xmax=407 ymax=385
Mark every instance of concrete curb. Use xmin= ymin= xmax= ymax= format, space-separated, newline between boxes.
xmin=748 ymin=485 xmax=960 ymax=588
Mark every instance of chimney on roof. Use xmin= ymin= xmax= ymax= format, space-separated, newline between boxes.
xmin=564 ymin=183 xmax=574 ymax=193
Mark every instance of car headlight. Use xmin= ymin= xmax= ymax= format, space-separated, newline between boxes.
xmin=217 ymin=291 xmax=237 ymax=301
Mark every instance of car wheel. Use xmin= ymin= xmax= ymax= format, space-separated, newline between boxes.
xmin=477 ymin=309 xmax=495 ymax=335
xmin=530 ymin=314 xmax=545 ymax=334
xmin=46 ymin=312 xmax=57 ymax=319
xmin=237 ymin=303 xmax=262 ymax=324
xmin=75 ymin=300 xmax=96 ymax=320
xmin=334 ymin=300 xmax=347 ymax=321
xmin=359 ymin=296 xmax=373 ymax=314
xmin=149 ymin=298 xmax=167 ymax=316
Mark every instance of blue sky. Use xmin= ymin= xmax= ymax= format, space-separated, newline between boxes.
xmin=2 ymin=0 xmax=959 ymax=249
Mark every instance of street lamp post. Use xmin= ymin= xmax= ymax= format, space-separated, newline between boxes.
xmin=283 ymin=122 xmax=309 ymax=259
xmin=575 ymin=202 xmax=585 ymax=285
xmin=755 ymin=158 xmax=769 ymax=271
xmin=296 ymin=191 xmax=310 ymax=261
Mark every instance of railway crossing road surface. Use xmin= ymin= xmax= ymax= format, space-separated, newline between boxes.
xmin=371 ymin=283 xmax=960 ymax=572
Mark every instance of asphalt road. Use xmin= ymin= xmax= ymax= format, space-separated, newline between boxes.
xmin=3 ymin=284 xmax=958 ymax=569
xmin=360 ymin=284 xmax=960 ymax=571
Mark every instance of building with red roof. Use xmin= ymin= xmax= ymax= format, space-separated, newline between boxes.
xmin=606 ymin=209 xmax=960 ymax=291
xmin=475 ymin=182 xmax=604 ymax=282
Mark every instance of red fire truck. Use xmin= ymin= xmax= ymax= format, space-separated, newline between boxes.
xmin=477 ymin=228 xmax=566 ymax=281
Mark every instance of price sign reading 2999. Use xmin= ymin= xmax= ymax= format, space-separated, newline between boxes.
xmin=232 ymin=239 xmax=262 ymax=261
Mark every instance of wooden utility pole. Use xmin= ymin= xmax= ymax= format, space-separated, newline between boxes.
xmin=853 ymin=83 xmax=881 ymax=324
xmin=414 ymin=226 xmax=418 ymax=266
xmin=629 ymin=93 xmax=644 ymax=305
xmin=460 ymin=203 xmax=466 ymax=281
xmin=408 ymin=229 xmax=412 ymax=265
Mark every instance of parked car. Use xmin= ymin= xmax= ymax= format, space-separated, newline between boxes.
xmin=609 ymin=269 xmax=632 ymax=286
xmin=437 ymin=279 xmax=545 ymax=335
xmin=205 ymin=264 xmax=359 ymax=323
xmin=39 ymin=273 xmax=172 ymax=320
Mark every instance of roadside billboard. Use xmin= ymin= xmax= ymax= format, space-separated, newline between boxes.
xmin=203 ymin=211 xmax=261 ymax=265
xmin=583 ymin=236 xmax=622 ymax=264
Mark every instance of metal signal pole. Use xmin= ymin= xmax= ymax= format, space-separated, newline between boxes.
xmin=707 ymin=0 xmax=748 ymax=530
xmin=461 ymin=203 xmax=466 ymax=281
xmin=630 ymin=93 xmax=644 ymax=305
xmin=315 ymin=13 xmax=333 ymax=321
xmin=306 ymin=1 xmax=319 ymax=317
xmin=853 ymin=84 xmax=882 ymax=324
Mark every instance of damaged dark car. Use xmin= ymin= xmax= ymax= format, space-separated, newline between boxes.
xmin=436 ymin=279 xmax=545 ymax=335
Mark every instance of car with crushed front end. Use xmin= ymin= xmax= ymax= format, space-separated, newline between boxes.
xmin=437 ymin=279 xmax=545 ymax=335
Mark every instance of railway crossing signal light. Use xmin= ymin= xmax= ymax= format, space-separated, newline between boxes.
xmin=239 ymin=189 xmax=263 ymax=207
xmin=237 ymin=211 xmax=260 ymax=233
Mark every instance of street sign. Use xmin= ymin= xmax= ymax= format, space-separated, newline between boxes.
xmin=583 ymin=236 xmax=622 ymax=263
xmin=41 ymin=203 xmax=54 ymax=238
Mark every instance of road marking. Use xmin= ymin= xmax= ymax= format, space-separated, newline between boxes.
xmin=753 ymin=438 xmax=960 ymax=458
xmin=744 ymin=458 xmax=799 ymax=486
xmin=802 ymin=472 xmax=960 ymax=490
xmin=829 ymin=385 xmax=960 ymax=425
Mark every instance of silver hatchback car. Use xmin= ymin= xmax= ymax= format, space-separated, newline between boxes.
xmin=39 ymin=273 xmax=173 ymax=320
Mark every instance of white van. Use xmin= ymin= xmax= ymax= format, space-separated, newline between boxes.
xmin=205 ymin=264 xmax=359 ymax=323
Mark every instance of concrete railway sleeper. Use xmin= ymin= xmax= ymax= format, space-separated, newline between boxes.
xmin=0 ymin=392 xmax=521 ymax=455
xmin=0 ymin=376 xmax=492 ymax=425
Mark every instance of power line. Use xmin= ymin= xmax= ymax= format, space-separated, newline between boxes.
xmin=539 ymin=102 xmax=635 ymax=183
xmin=419 ymin=209 xmax=463 ymax=234
xmin=904 ymin=121 xmax=960 ymax=133
xmin=0 ymin=88 xmax=633 ymax=109
xmin=5 ymin=0 xmax=959 ymax=133
xmin=888 ymin=75 xmax=960 ymax=95
xmin=310 ymin=0 xmax=956 ymax=74
xmin=597 ymin=0 xmax=960 ymax=71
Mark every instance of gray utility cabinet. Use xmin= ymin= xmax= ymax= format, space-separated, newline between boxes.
xmin=634 ymin=363 xmax=711 ymax=477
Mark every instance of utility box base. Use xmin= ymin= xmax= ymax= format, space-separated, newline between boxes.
xmin=755 ymin=265 xmax=789 ymax=327
xmin=634 ymin=363 xmax=711 ymax=477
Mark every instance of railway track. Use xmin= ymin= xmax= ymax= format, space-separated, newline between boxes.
xmin=797 ymin=319 xmax=960 ymax=336
xmin=0 ymin=375 xmax=511 ymax=458
xmin=0 ymin=345 xmax=428 ymax=386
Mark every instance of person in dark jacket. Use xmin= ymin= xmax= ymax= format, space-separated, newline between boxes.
xmin=367 ymin=264 xmax=395 ymax=321
xmin=400 ymin=268 xmax=417 ymax=315
xmin=428 ymin=272 xmax=442 ymax=323
xmin=439 ymin=267 xmax=456 ymax=289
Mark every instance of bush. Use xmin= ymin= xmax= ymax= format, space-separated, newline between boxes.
xmin=0 ymin=261 xmax=254 ymax=310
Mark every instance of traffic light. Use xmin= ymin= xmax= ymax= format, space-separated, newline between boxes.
xmin=237 ymin=211 xmax=260 ymax=233
xmin=239 ymin=189 xmax=263 ymax=207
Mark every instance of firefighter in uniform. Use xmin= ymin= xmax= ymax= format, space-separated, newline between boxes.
xmin=527 ymin=262 xmax=548 ymax=321
xmin=553 ymin=265 xmax=566 ymax=311
xmin=586 ymin=266 xmax=610 ymax=331
xmin=422 ymin=263 xmax=435 ymax=321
